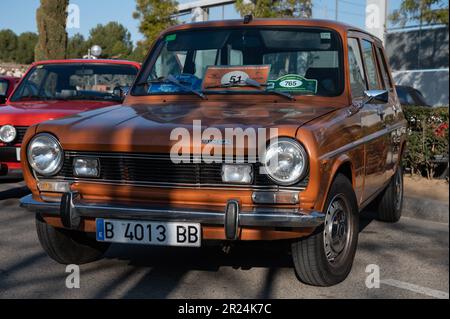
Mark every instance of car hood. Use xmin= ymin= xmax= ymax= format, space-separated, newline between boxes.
xmin=35 ymin=102 xmax=339 ymax=153
xmin=0 ymin=100 xmax=119 ymax=127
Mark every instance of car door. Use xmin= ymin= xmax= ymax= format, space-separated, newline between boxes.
xmin=375 ymin=45 xmax=403 ymax=179
xmin=348 ymin=35 xmax=389 ymax=203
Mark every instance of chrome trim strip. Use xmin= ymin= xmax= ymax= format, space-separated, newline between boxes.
xmin=46 ymin=178 xmax=306 ymax=191
xmin=20 ymin=194 xmax=324 ymax=228
xmin=319 ymin=121 xmax=407 ymax=160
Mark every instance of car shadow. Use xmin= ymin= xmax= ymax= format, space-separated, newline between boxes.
xmin=100 ymin=208 xmax=378 ymax=298
xmin=0 ymin=185 xmax=30 ymax=201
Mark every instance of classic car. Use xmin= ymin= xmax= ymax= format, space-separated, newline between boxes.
xmin=20 ymin=19 xmax=407 ymax=286
xmin=0 ymin=76 xmax=21 ymax=105
xmin=0 ymin=59 xmax=140 ymax=176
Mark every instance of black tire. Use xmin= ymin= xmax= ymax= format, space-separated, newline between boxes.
xmin=35 ymin=214 xmax=110 ymax=265
xmin=377 ymin=167 xmax=403 ymax=223
xmin=291 ymin=174 xmax=359 ymax=286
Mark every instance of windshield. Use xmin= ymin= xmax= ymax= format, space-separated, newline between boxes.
xmin=10 ymin=63 xmax=138 ymax=102
xmin=132 ymin=27 xmax=344 ymax=97
xmin=0 ymin=80 xmax=8 ymax=96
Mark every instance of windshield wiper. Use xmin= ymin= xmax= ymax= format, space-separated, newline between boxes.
xmin=136 ymin=74 xmax=207 ymax=100
xmin=205 ymin=78 xmax=296 ymax=101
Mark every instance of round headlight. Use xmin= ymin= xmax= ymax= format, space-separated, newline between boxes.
xmin=263 ymin=138 xmax=308 ymax=186
xmin=27 ymin=134 xmax=64 ymax=176
xmin=0 ymin=125 xmax=17 ymax=143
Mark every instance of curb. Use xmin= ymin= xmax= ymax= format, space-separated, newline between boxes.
xmin=403 ymin=196 xmax=449 ymax=224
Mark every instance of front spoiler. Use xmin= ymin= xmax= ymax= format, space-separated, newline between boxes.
xmin=20 ymin=194 xmax=325 ymax=236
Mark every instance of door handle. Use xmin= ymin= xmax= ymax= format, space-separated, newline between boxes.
xmin=377 ymin=107 xmax=386 ymax=118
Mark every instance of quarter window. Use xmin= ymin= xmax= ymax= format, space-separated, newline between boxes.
xmin=347 ymin=38 xmax=366 ymax=98
xmin=361 ymin=40 xmax=381 ymax=90
xmin=376 ymin=47 xmax=392 ymax=89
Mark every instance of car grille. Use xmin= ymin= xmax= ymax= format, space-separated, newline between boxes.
xmin=14 ymin=127 xmax=28 ymax=144
xmin=55 ymin=152 xmax=309 ymax=189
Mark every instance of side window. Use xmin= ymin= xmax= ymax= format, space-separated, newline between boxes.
xmin=0 ymin=80 xmax=8 ymax=95
xmin=361 ymin=40 xmax=381 ymax=90
xmin=347 ymin=38 xmax=366 ymax=98
xmin=376 ymin=47 xmax=392 ymax=89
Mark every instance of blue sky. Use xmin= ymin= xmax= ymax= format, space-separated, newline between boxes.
xmin=0 ymin=0 xmax=404 ymax=44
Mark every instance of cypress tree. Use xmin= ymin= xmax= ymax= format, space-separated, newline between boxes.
xmin=35 ymin=0 xmax=69 ymax=61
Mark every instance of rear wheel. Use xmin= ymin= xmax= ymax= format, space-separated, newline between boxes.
xmin=36 ymin=214 xmax=110 ymax=265
xmin=291 ymin=174 xmax=359 ymax=286
xmin=377 ymin=167 xmax=403 ymax=223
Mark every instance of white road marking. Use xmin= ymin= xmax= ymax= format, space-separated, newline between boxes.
xmin=381 ymin=279 xmax=449 ymax=299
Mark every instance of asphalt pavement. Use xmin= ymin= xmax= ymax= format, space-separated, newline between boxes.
xmin=0 ymin=180 xmax=448 ymax=299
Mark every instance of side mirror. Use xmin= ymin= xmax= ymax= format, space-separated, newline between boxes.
xmin=364 ymin=90 xmax=389 ymax=104
xmin=0 ymin=95 xmax=7 ymax=105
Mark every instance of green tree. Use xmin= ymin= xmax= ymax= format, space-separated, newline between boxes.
xmin=16 ymin=32 xmax=39 ymax=64
xmin=67 ymin=33 xmax=89 ymax=59
xmin=0 ymin=29 xmax=18 ymax=62
xmin=87 ymin=22 xmax=133 ymax=59
xmin=133 ymin=0 xmax=179 ymax=55
xmin=35 ymin=0 xmax=69 ymax=61
xmin=390 ymin=0 xmax=449 ymax=27
xmin=235 ymin=0 xmax=312 ymax=18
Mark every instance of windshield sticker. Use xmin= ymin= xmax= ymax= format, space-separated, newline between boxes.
xmin=267 ymin=75 xmax=318 ymax=94
xmin=165 ymin=34 xmax=177 ymax=42
xmin=320 ymin=32 xmax=332 ymax=40
xmin=202 ymin=65 xmax=271 ymax=91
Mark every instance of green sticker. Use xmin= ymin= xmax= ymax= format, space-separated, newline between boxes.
xmin=165 ymin=34 xmax=177 ymax=42
xmin=267 ymin=74 xmax=318 ymax=94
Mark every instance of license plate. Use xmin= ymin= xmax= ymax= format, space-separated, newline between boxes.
xmin=16 ymin=148 xmax=21 ymax=161
xmin=96 ymin=219 xmax=201 ymax=247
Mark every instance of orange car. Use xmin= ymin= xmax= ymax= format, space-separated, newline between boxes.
xmin=20 ymin=18 xmax=407 ymax=286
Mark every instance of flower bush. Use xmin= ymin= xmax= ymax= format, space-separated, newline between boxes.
xmin=403 ymin=106 xmax=449 ymax=179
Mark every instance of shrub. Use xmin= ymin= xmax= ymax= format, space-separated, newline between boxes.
xmin=403 ymin=106 xmax=449 ymax=179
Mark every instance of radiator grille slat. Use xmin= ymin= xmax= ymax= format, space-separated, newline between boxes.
xmin=56 ymin=152 xmax=309 ymax=188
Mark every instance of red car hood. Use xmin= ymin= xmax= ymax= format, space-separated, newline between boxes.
xmin=0 ymin=100 xmax=119 ymax=126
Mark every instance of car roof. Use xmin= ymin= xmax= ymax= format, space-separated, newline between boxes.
xmin=162 ymin=18 xmax=381 ymax=42
xmin=31 ymin=59 xmax=141 ymax=69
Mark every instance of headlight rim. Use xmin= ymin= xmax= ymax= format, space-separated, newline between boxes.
xmin=0 ymin=124 xmax=17 ymax=144
xmin=27 ymin=133 xmax=64 ymax=177
xmin=263 ymin=137 xmax=309 ymax=186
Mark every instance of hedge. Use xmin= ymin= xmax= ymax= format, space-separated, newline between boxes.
xmin=403 ymin=106 xmax=449 ymax=179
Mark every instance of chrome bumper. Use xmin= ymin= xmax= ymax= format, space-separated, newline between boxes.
xmin=20 ymin=194 xmax=325 ymax=230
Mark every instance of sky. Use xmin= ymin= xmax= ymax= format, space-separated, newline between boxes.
xmin=0 ymin=0 xmax=405 ymax=45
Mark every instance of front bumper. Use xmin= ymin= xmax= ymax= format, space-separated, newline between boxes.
xmin=20 ymin=194 xmax=325 ymax=238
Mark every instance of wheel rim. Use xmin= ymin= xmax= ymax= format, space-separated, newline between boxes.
xmin=323 ymin=194 xmax=351 ymax=264
xmin=394 ymin=170 xmax=403 ymax=212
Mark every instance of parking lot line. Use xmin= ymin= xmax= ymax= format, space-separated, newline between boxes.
xmin=381 ymin=279 xmax=449 ymax=299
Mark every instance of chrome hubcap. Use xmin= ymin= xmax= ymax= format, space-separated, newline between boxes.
xmin=324 ymin=195 xmax=350 ymax=263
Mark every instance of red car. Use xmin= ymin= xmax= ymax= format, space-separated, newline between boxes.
xmin=0 ymin=76 xmax=21 ymax=105
xmin=0 ymin=59 xmax=140 ymax=177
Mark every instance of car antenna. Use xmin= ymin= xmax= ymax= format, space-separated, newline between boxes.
xmin=244 ymin=14 xmax=253 ymax=24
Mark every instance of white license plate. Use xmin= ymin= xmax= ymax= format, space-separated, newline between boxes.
xmin=16 ymin=148 xmax=21 ymax=161
xmin=96 ymin=219 xmax=201 ymax=247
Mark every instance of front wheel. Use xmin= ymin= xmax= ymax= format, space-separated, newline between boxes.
xmin=36 ymin=214 xmax=110 ymax=265
xmin=291 ymin=174 xmax=359 ymax=286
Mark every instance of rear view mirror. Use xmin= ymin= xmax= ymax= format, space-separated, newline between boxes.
xmin=364 ymin=90 xmax=389 ymax=104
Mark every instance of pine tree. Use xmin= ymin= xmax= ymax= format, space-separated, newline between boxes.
xmin=132 ymin=0 xmax=179 ymax=60
xmin=35 ymin=0 xmax=69 ymax=61
xmin=235 ymin=0 xmax=312 ymax=18
xmin=390 ymin=0 xmax=448 ymax=27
